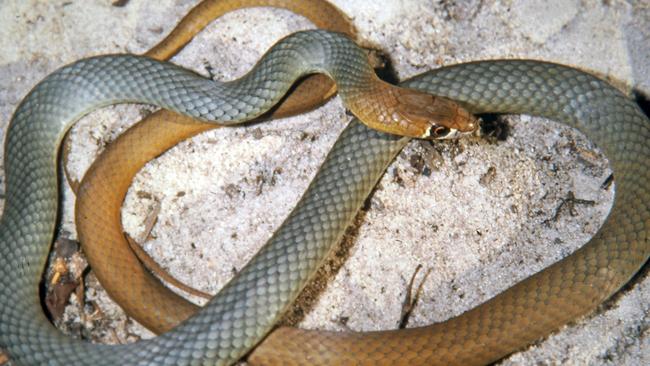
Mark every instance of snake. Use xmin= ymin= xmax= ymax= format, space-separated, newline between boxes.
xmin=1 ymin=3 xmax=649 ymax=366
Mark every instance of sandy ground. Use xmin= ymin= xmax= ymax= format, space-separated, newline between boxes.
xmin=0 ymin=0 xmax=648 ymax=365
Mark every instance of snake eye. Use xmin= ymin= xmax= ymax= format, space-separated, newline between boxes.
xmin=428 ymin=126 xmax=450 ymax=139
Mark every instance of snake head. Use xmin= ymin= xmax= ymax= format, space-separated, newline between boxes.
xmin=395 ymin=89 xmax=479 ymax=140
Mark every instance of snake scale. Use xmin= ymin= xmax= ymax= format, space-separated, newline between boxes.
xmin=0 ymin=4 xmax=648 ymax=366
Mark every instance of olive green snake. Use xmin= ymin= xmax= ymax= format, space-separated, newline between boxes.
xmin=0 ymin=14 xmax=649 ymax=366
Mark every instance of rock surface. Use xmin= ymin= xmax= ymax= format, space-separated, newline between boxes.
xmin=0 ymin=0 xmax=647 ymax=365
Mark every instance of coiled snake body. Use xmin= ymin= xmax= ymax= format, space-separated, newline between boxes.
xmin=0 ymin=12 xmax=648 ymax=366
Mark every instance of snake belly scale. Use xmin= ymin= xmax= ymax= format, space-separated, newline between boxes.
xmin=0 ymin=11 xmax=648 ymax=366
